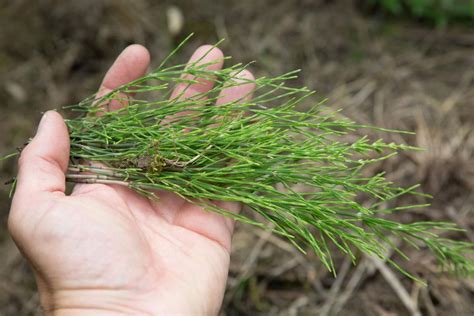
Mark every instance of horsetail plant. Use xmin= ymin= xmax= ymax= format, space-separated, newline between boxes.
xmin=4 ymin=38 xmax=474 ymax=281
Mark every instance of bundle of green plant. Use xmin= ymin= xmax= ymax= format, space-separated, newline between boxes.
xmin=4 ymin=40 xmax=474 ymax=280
xmin=365 ymin=0 xmax=474 ymax=26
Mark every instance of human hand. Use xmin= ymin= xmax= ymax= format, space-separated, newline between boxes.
xmin=8 ymin=44 xmax=255 ymax=315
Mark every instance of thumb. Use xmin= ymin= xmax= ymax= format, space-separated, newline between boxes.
xmin=14 ymin=111 xmax=70 ymax=201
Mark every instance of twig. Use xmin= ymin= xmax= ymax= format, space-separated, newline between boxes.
xmin=238 ymin=227 xmax=273 ymax=280
xmin=268 ymin=257 xmax=300 ymax=277
xmin=329 ymin=258 xmax=373 ymax=315
xmin=368 ymin=256 xmax=421 ymax=316
xmin=319 ymin=257 xmax=353 ymax=316
xmin=420 ymin=286 xmax=438 ymax=316
xmin=249 ymin=227 xmax=307 ymax=264
xmin=228 ymin=225 xmax=275 ymax=291
xmin=330 ymin=240 xmax=400 ymax=315
xmin=286 ymin=295 xmax=310 ymax=316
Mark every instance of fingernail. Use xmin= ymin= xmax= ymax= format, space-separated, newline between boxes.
xmin=36 ymin=111 xmax=49 ymax=135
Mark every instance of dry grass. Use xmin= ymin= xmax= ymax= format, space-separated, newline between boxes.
xmin=0 ymin=0 xmax=473 ymax=315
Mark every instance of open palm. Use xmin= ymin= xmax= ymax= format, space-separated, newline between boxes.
xmin=8 ymin=45 xmax=254 ymax=315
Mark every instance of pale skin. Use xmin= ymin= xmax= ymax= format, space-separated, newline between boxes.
xmin=8 ymin=45 xmax=255 ymax=315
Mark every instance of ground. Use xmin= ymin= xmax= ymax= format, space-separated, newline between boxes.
xmin=0 ymin=0 xmax=473 ymax=315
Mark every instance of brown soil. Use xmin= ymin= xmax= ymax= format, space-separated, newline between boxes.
xmin=1 ymin=0 xmax=473 ymax=315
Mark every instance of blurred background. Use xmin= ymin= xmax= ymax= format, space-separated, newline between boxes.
xmin=1 ymin=0 xmax=473 ymax=315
